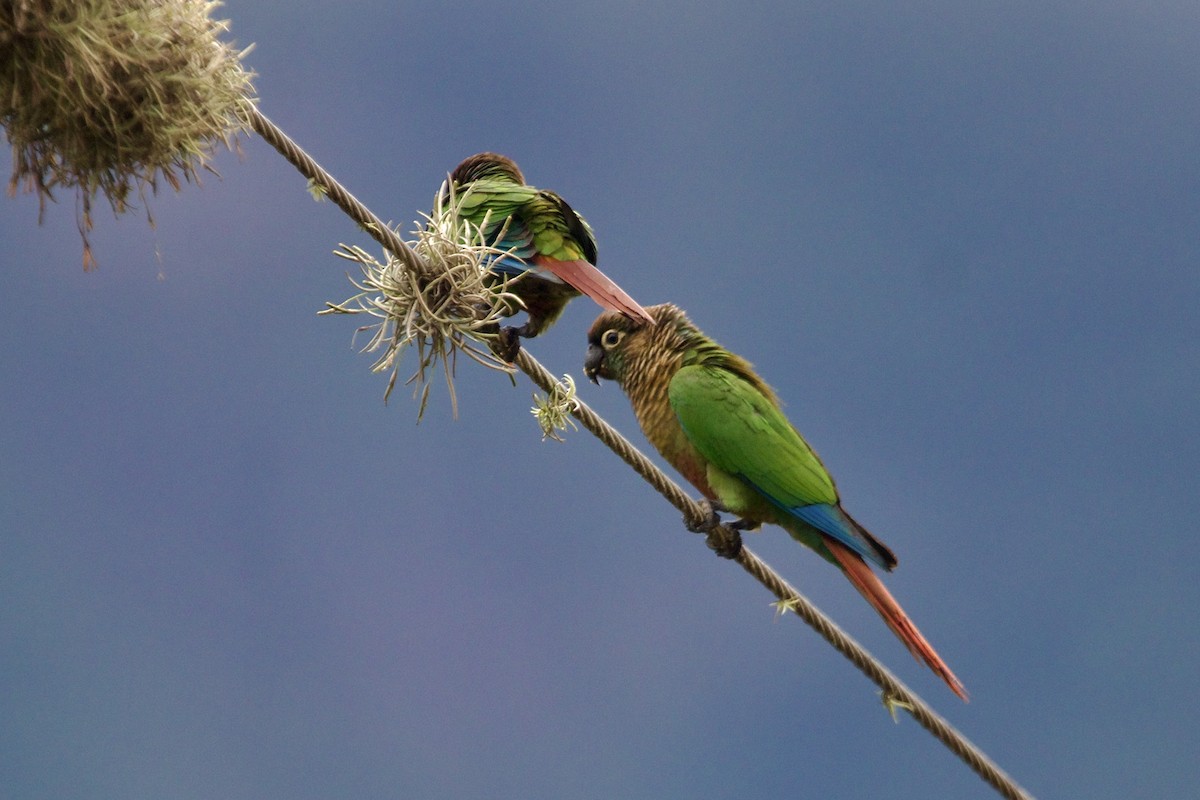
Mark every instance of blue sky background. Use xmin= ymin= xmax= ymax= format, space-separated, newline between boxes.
xmin=3 ymin=2 xmax=1199 ymax=798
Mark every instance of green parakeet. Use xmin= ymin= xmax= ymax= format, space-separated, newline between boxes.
xmin=583 ymin=303 xmax=967 ymax=700
xmin=446 ymin=153 xmax=652 ymax=357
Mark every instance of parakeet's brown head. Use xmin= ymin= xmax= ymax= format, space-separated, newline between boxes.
xmin=584 ymin=303 xmax=779 ymax=403
xmin=451 ymin=152 xmax=525 ymax=185
xmin=583 ymin=303 xmax=689 ymax=385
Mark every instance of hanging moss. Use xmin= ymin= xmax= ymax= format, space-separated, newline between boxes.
xmin=1 ymin=0 xmax=255 ymax=267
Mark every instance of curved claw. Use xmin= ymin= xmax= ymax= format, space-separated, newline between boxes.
xmin=684 ymin=500 xmax=721 ymax=533
xmin=684 ymin=499 xmax=742 ymax=558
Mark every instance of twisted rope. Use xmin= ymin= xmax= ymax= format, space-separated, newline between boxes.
xmin=243 ymin=101 xmax=1035 ymax=800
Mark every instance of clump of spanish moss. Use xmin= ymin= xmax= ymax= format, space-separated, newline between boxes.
xmin=323 ymin=183 xmax=522 ymax=419
xmin=1 ymin=0 xmax=255 ymax=267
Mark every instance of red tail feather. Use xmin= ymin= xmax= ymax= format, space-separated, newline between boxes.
xmin=533 ymin=256 xmax=654 ymax=324
xmin=825 ymin=538 xmax=969 ymax=701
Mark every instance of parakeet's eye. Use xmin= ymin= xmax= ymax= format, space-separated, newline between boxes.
xmin=601 ymin=329 xmax=624 ymax=349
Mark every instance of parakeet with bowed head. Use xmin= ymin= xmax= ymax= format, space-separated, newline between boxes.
xmin=583 ymin=303 xmax=967 ymax=701
xmin=447 ymin=153 xmax=653 ymax=357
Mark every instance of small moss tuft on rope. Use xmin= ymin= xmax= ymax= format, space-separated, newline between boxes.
xmin=531 ymin=373 xmax=580 ymax=442
xmin=1 ymin=0 xmax=255 ymax=267
xmin=321 ymin=184 xmax=520 ymax=418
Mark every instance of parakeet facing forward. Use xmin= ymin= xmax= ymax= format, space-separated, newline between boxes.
xmin=447 ymin=153 xmax=652 ymax=357
xmin=583 ymin=303 xmax=967 ymax=700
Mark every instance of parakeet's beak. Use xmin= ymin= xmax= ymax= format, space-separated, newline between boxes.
xmin=583 ymin=343 xmax=604 ymax=384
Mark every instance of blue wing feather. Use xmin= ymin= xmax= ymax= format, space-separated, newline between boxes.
xmin=485 ymin=253 xmax=534 ymax=276
xmin=784 ymin=500 xmax=891 ymax=570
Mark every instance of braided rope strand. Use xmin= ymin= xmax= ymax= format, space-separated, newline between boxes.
xmin=243 ymin=101 xmax=1035 ymax=800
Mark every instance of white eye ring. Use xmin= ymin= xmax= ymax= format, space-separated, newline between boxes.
xmin=601 ymin=329 xmax=624 ymax=349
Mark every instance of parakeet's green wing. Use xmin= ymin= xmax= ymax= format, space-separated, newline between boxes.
xmin=456 ymin=181 xmax=596 ymax=264
xmin=669 ymin=364 xmax=897 ymax=569
xmin=522 ymin=192 xmax=596 ymax=263
xmin=669 ymin=365 xmax=838 ymax=507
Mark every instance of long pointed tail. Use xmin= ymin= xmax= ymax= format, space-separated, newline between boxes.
xmin=825 ymin=538 xmax=969 ymax=701
xmin=532 ymin=256 xmax=655 ymax=324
